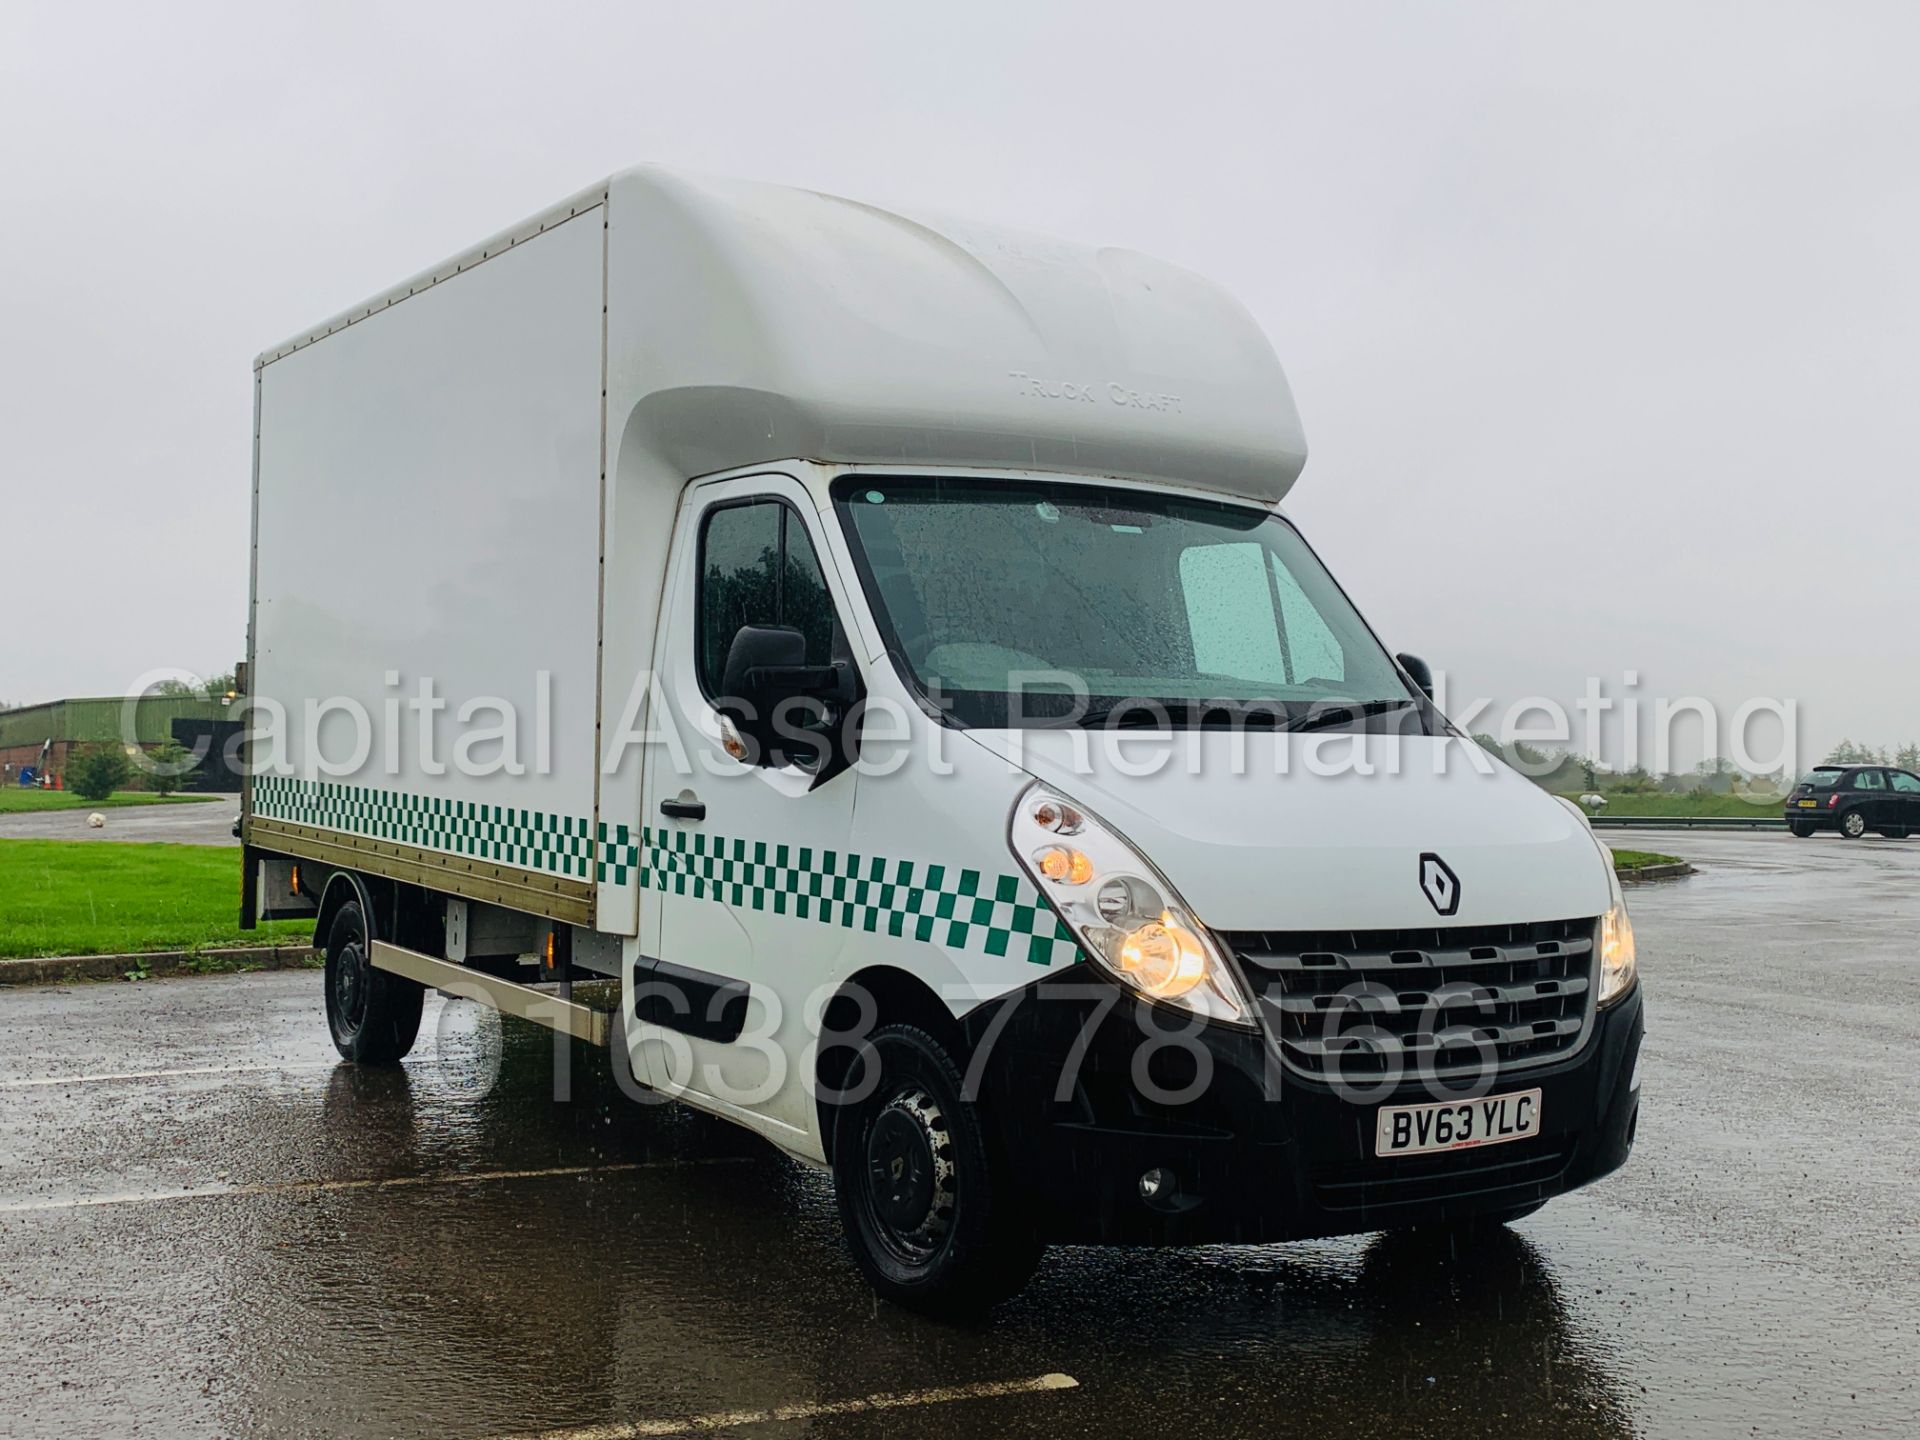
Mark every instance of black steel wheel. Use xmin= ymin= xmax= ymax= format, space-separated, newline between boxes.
xmin=830 ymin=1024 xmax=1043 ymax=1315
xmin=323 ymin=898 xmax=423 ymax=1064
xmin=861 ymin=1084 xmax=957 ymax=1268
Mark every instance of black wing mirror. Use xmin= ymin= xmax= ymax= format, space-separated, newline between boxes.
xmin=717 ymin=625 xmax=857 ymax=770
xmin=1396 ymin=652 xmax=1435 ymax=702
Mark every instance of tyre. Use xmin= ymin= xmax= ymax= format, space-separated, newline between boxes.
xmin=1839 ymin=809 xmax=1868 ymax=840
xmin=1884 ymin=827 xmax=1910 ymax=840
xmin=1789 ymin=821 xmax=1816 ymax=838
xmin=830 ymin=1024 xmax=1044 ymax=1315
xmin=323 ymin=898 xmax=423 ymax=1064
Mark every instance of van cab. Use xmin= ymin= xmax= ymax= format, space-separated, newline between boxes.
xmin=633 ymin=459 xmax=1643 ymax=1310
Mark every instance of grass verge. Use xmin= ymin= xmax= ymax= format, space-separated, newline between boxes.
xmin=1611 ymin=848 xmax=1684 ymax=872
xmin=0 ymin=839 xmax=313 ymax=959
xmin=0 ymin=789 xmax=221 ymax=814
xmin=114 ymin=950 xmax=324 ymax=982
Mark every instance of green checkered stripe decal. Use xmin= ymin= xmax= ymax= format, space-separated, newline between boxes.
xmin=251 ymin=776 xmax=594 ymax=878
xmin=633 ymin=826 xmax=1080 ymax=967
xmin=597 ymin=822 xmax=642 ymax=886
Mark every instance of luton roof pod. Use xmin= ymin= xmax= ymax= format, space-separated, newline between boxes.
xmin=596 ymin=164 xmax=1309 ymax=504
xmin=261 ymin=162 xmax=1309 ymax=506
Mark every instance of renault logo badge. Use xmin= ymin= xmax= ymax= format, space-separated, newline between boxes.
xmin=1418 ymin=853 xmax=1460 ymax=916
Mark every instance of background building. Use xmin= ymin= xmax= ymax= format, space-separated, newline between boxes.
xmin=0 ymin=695 xmax=242 ymax=792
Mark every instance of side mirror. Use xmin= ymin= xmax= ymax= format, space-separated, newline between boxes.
xmin=1396 ymin=652 xmax=1435 ymax=702
xmin=717 ymin=625 xmax=857 ymax=771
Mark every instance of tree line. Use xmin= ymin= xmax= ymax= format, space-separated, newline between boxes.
xmin=1822 ymin=740 xmax=1920 ymax=770
xmin=1474 ymin=733 xmax=1919 ymax=792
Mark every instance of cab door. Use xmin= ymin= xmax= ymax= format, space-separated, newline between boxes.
xmin=634 ymin=473 xmax=860 ymax=1141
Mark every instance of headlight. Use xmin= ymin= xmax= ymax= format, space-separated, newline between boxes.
xmin=1009 ymin=784 xmax=1254 ymax=1027
xmin=1598 ymin=865 xmax=1638 ymax=1005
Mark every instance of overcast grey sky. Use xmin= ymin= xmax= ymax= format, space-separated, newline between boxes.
xmin=1 ymin=2 xmax=1913 ymax=770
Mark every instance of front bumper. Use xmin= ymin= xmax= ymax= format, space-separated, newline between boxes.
xmin=963 ymin=964 xmax=1643 ymax=1246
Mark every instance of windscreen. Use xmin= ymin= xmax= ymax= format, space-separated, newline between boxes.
xmin=833 ymin=476 xmax=1417 ymax=729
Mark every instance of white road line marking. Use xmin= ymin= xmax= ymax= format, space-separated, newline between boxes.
xmin=0 ymin=1061 xmax=336 ymax=1090
xmin=0 ymin=1158 xmax=751 ymax=1215
xmin=505 ymin=1373 xmax=1080 ymax=1440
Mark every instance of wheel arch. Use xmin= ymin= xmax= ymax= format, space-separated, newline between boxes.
xmin=311 ymin=870 xmax=447 ymax=953
xmin=313 ymin=870 xmax=379 ymax=951
xmin=815 ymin=964 xmax=969 ymax=1158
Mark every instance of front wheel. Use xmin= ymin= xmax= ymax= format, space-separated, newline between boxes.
xmin=830 ymin=1024 xmax=1044 ymax=1315
xmin=324 ymin=899 xmax=423 ymax=1064
xmin=1839 ymin=809 xmax=1868 ymax=840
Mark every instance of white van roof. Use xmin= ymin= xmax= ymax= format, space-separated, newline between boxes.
xmin=260 ymin=165 xmax=1309 ymax=504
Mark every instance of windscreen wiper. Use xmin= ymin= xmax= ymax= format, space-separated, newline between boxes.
xmin=1068 ymin=701 xmax=1291 ymax=730
xmin=1283 ymin=698 xmax=1419 ymax=734
xmin=1068 ymin=702 xmax=1186 ymax=730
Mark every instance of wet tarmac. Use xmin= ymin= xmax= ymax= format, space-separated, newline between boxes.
xmin=0 ymin=830 xmax=1913 ymax=1438
xmin=0 ymin=796 xmax=238 ymax=847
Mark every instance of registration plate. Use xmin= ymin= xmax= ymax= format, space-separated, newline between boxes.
xmin=1797 ymin=800 xmax=1819 ymax=808
xmin=1375 ymin=1088 xmax=1542 ymax=1157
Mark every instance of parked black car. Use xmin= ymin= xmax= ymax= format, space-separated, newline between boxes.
xmin=1784 ymin=764 xmax=1920 ymax=838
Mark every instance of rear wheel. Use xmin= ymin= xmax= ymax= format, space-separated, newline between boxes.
xmin=830 ymin=1024 xmax=1043 ymax=1315
xmin=1789 ymin=821 xmax=1816 ymax=838
xmin=323 ymin=899 xmax=423 ymax=1064
xmin=1839 ymin=809 xmax=1868 ymax=840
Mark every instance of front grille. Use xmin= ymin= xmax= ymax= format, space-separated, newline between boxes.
xmin=1312 ymin=1137 xmax=1575 ymax=1212
xmin=1223 ymin=917 xmax=1599 ymax=1083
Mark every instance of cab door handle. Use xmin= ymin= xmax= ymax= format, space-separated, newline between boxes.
xmin=659 ymin=796 xmax=706 ymax=822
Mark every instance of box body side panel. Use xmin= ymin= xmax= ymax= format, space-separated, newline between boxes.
xmin=250 ymin=209 xmax=606 ymax=918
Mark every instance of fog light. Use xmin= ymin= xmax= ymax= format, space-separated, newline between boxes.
xmin=1139 ymin=1167 xmax=1173 ymax=1200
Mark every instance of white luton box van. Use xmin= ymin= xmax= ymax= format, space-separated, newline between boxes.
xmin=242 ymin=165 xmax=1642 ymax=1312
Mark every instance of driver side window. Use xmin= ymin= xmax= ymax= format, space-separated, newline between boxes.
xmin=696 ymin=500 xmax=836 ymax=697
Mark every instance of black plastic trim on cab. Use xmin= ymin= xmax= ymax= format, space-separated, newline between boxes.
xmin=632 ymin=957 xmax=750 ymax=1043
